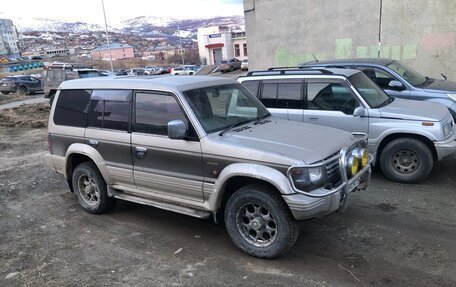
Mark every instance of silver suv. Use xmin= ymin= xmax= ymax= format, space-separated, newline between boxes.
xmin=46 ymin=76 xmax=371 ymax=258
xmin=238 ymin=68 xmax=456 ymax=183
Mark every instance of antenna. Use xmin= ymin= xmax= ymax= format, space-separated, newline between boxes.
xmin=312 ymin=54 xmax=319 ymax=62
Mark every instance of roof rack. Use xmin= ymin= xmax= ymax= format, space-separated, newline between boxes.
xmin=244 ymin=67 xmax=334 ymax=77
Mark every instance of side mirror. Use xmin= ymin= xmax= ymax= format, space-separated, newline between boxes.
xmin=168 ymin=120 xmax=187 ymax=139
xmin=353 ymin=106 xmax=367 ymax=117
xmin=389 ymin=80 xmax=404 ymax=90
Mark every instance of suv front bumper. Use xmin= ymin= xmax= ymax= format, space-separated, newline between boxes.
xmin=283 ymin=158 xmax=372 ymax=220
xmin=435 ymin=132 xmax=456 ymax=161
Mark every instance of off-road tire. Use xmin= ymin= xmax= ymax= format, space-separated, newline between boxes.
xmin=72 ymin=162 xmax=116 ymax=214
xmin=17 ymin=86 xmax=27 ymax=95
xmin=379 ymin=138 xmax=433 ymax=183
xmin=1 ymin=91 xmax=10 ymax=95
xmin=224 ymin=184 xmax=299 ymax=258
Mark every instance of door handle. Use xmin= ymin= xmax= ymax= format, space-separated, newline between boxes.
xmin=135 ymin=147 xmax=147 ymax=159
xmin=88 ymin=140 xmax=98 ymax=147
xmin=308 ymin=117 xmax=319 ymax=120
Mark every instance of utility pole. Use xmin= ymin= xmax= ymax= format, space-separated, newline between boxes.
xmin=177 ymin=16 xmax=185 ymax=65
xmin=101 ymin=0 xmax=114 ymax=72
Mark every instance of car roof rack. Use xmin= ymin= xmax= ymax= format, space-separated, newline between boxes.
xmin=244 ymin=67 xmax=334 ymax=77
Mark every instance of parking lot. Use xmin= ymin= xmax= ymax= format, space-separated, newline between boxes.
xmin=0 ymin=102 xmax=455 ymax=286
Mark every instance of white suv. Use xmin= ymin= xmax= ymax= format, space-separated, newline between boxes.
xmin=238 ymin=67 xmax=456 ymax=183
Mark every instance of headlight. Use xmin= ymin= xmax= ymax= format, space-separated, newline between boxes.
xmin=442 ymin=122 xmax=452 ymax=137
xmin=289 ymin=166 xmax=327 ymax=192
xmin=346 ymin=155 xmax=359 ymax=177
xmin=447 ymin=94 xmax=456 ymax=101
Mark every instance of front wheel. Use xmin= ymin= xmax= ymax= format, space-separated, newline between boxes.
xmin=72 ymin=162 xmax=116 ymax=214
xmin=17 ymin=86 xmax=27 ymax=95
xmin=1 ymin=91 xmax=10 ymax=95
xmin=224 ymin=184 xmax=299 ymax=258
xmin=379 ymin=138 xmax=433 ymax=183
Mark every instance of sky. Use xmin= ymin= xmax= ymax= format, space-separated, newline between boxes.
xmin=0 ymin=0 xmax=244 ymax=25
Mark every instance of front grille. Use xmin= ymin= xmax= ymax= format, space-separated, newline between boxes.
xmin=325 ymin=157 xmax=342 ymax=189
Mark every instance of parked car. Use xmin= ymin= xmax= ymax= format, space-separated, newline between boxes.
xmin=128 ymin=68 xmax=146 ymax=76
xmin=219 ymin=58 xmax=242 ymax=72
xmin=45 ymin=76 xmax=371 ymax=258
xmin=144 ymin=66 xmax=164 ymax=75
xmin=238 ymin=67 xmax=456 ymax=183
xmin=241 ymin=58 xmax=249 ymax=71
xmin=0 ymin=75 xmax=43 ymax=95
xmin=113 ymin=69 xmax=128 ymax=76
xmin=171 ymin=65 xmax=198 ymax=75
xmin=300 ymin=58 xmax=456 ymax=119
xmin=42 ymin=65 xmax=100 ymax=99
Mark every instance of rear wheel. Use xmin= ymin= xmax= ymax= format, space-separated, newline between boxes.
xmin=379 ymin=138 xmax=433 ymax=183
xmin=72 ymin=162 xmax=116 ymax=214
xmin=224 ymin=184 xmax=299 ymax=258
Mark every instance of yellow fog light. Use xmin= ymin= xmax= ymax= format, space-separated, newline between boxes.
xmin=347 ymin=155 xmax=359 ymax=176
xmin=360 ymin=148 xmax=369 ymax=167
xmin=353 ymin=147 xmax=369 ymax=168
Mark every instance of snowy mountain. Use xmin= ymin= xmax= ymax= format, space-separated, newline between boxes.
xmin=13 ymin=15 xmax=245 ymax=37
xmin=13 ymin=17 xmax=106 ymax=33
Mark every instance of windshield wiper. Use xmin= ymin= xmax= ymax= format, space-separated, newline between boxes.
xmin=254 ymin=113 xmax=271 ymax=124
xmin=219 ymin=119 xmax=253 ymax=136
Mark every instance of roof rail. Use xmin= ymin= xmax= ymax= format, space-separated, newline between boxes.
xmin=267 ymin=66 xmax=301 ymax=70
xmin=244 ymin=68 xmax=334 ymax=77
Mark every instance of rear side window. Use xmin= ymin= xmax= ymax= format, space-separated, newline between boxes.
xmin=260 ymin=81 xmax=303 ymax=109
xmin=241 ymin=80 xmax=260 ymax=97
xmin=87 ymin=90 xmax=131 ymax=131
xmin=54 ymin=90 xmax=91 ymax=127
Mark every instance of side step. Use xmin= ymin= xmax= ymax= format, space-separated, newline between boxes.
xmin=109 ymin=188 xmax=212 ymax=219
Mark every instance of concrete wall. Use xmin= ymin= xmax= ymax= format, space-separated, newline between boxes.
xmin=244 ymin=0 xmax=456 ymax=79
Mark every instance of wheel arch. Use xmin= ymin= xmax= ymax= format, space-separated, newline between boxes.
xmin=65 ymin=144 xmax=111 ymax=191
xmin=207 ymin=163 xmax=292 ymax=213
xmin=376 ymin=133 xmax=437 ymax=163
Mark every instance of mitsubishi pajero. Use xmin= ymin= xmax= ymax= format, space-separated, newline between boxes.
xmin=46 ymin=76 xmax=371 ymax=258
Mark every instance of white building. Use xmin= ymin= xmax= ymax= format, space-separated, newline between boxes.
xmin=0 ymin=19 xmax=20 ymax=59
xmin=197 ymin=26 xmax=247 ymax=65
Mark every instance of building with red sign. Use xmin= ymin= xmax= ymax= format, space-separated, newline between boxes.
xmin=197 ymin=26 xmax=247 ymax=65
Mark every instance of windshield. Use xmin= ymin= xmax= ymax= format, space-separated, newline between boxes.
xmin=78 ymin=71 xmax=100 ymax=78
xmin=183 ymin=84 xmax=270 ymax=134
xmin=349 ymin=72 xmax=392 ymax=108
xmin=386 ymin=60 xmax=427 ymax=86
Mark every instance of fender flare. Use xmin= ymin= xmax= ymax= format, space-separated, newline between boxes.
xmin=64 ymin=143 xmax=113 ymax=184
xmin=207 ymin=163 xmax=292 ymax=211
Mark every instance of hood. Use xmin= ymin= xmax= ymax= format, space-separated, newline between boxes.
xmin=219 ymin=118 xmax=355 ymax=165
xmin=379 ymin=98 xmax=448 ymax=121
xmin=423 ymin=78 xmax=456 ymax=93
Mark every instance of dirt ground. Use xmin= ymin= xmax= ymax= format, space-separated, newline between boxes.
xmin=0 ymin=102 xmax=50 ymax=128
xmin=0 ymin=93 xmax=30 ymax=105
xmin=0 ymin=103 xmax=455 ymax=286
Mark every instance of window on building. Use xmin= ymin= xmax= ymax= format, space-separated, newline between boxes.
xmin=243 ymin=44 xmax=248 ymax=57
xmin=234 ymin=44 xmax=240 ymax=57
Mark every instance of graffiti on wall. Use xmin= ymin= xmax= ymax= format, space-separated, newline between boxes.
xmin=274 ymin=38 xmax=418 ymax=66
